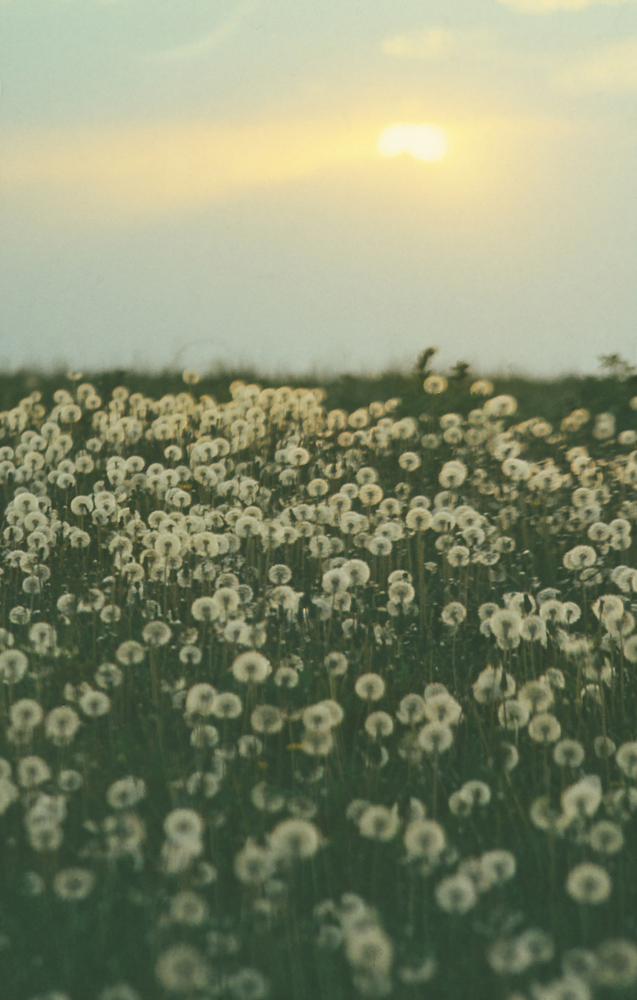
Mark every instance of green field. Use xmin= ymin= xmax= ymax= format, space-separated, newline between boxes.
xmin=1 ymin=355 xmax=637 ymax=1000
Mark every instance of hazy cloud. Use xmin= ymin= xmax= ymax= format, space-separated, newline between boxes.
xmin=381 ymin=29 xmax=457 ymax=58
xmin=381 ymin=27 xmax=494 ymax=59
xmin=0 ymin=117 xmax=377 ymax=224
xmin=554 ymin=37 xmax=637 ymax=92
xmin=0 ymin=0 xmax=124 ymax=4
xmin=140 ymin=1 xmax=262 ymax=63
xmin=494 ymin=0 xmax=635 ymax=13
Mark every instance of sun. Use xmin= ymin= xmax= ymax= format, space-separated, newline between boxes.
xmin=377 ymin=122 xmax=447 ymax=162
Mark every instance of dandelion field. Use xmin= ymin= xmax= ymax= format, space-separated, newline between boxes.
xmin=2 ymin=367 xmax=637 ymax=1000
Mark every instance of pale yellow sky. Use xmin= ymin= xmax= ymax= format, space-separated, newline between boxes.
xmin=1 ymin=0 xmax=636 ymax=376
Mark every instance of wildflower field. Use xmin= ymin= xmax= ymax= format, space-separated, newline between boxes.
xmin=2 ymin=366 xmax=637 ymax=1000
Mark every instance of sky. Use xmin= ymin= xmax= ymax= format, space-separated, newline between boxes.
xmin=1 ymin=0 xmax=636 ymax=379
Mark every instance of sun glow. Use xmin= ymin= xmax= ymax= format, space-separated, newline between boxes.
xmin=377 ymin=122 xmax=448 ymax=162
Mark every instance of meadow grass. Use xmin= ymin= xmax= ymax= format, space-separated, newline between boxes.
xmin=1 ymin=361 xmax=637 ymax=1000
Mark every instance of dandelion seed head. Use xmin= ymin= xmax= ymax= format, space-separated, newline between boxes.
xmin=354 ymin=673 xmax=386 ymax=702
xmin=268 ymin=817 xmax=323 ymax=860
xmin=553 ymin=739 xmax=585 ymax=769
xmin=435 ymin=873 xmax=477 ymax=914
xmin=358 ymin=804 xmax=400 ymax=841
xmin=155 ymin=943 xmax=210 ymax=993
xmin=418 ymin=721 xmax=454 ymax=755
xmin=232 ymin=651 xmax=272 ymax=684
xmin=480 ymin=849 xmax=516 ymax=887
xmin=566 ymin=863 xmax=612 ymax=905
xmin=53 ymin=867 xmax=96 ymax=901
xmin=594 ymin=939 xmax=637 ymax=988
